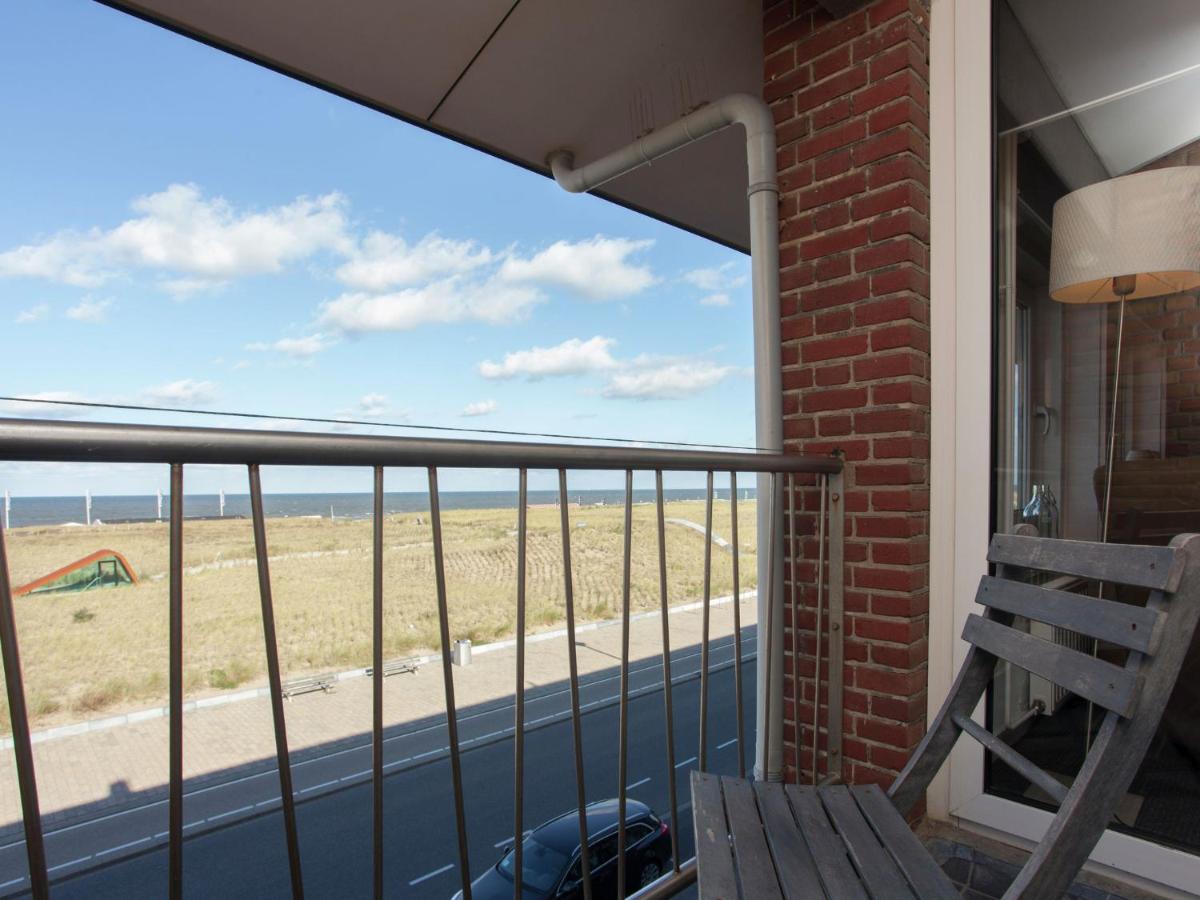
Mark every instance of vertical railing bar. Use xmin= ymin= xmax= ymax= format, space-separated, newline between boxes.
xmin=729 ymin=472 xmax=745 ymax=779
xmin=825 ymin=466 xmax=846 ymax=781
xmin=617 ymin=468 xmax=633 ymax=899
xmin=787 ymin=473 xmax=797 ymax=787
xmin=811 ymin=475 xmax=828 ymax=785
xmin=168 ymin=463 xmax=184 ymax=900
xmin=429 ymin=466 xmax=472 ymax=899
xmin=513 ymin=468 xmax=528 ymax=898
xmin=248 ymin=464 xmax=305 ymax=899
xmin=653 ymin=470 xmax=680 ymax=871
xmin=558 ymin=469 xmax=593 ymax=900
xmin=0 ymin=493 xmax=49 ymax=899
xmin=372 ymin=465 xmax=384 ymax=900
xmin=698 ymin=469 xmax=714 ymax=772
xmin=760 ymin=472 xmax=779 ymax=780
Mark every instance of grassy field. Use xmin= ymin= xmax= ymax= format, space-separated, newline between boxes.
xmin=1 ymin=499 xmax=757 ymax=731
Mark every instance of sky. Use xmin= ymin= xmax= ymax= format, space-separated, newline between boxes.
xmin=0 ymin=1 xmax=754 ymax=497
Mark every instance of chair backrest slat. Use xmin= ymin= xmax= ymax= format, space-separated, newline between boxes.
xmin=950 ymin=712 xmax=1068 ymax=804
xmin=961 ymin=613 xmax=1137 ymax=717
xmin=975 ymin=575 xmax=1161 ymax=654
xmin=988 ymin=533 xmax=1182 ymax=591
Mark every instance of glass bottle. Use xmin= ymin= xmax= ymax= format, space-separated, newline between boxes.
xmin=1021 ymin=484 xmax=1056 ymax=537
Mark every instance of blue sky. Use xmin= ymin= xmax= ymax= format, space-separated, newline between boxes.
xmin=0 ymin=1 xmax=753 ymax=496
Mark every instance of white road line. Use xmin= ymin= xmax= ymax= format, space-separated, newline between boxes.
xmin=626 ymin=777 xmax=652 ymax=791
xmin=255 ymin=797 xmax=281 ymax=808
xmin=0 ymin=877 xmax=25 ymax=889
xmin=493 ymin=829 xmax=531 ymax=848
xmin=46 ymin=859 xmax=91 ymax=873
xmin=408 ymin=863 xmax=455 ymax=886
xmin=717 ymin=737 xmax=738 ymax=749
xmin=298 ymin=779 xmax=339 ymax=795
xmin=183 ymin=819 xmax=205 ymax=831
xmin=340 ymin=769 xmax=371 ymax=782
xmin=674 ymin=756 xmax=698 ymax=769
xmin=96 ymin=836 xmax=151 ymax=858
xmin=206 ymin=804 xmax=254 ymax=823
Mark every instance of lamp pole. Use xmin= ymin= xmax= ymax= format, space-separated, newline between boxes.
xmin=1099 ymin=274 xmax=1136 ymax=545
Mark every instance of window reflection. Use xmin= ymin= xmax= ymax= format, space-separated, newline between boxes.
xmin=991 ymin=0 xmax=1200 ymax=853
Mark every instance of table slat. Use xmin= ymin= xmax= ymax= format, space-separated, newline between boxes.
xmin=820 ymin=785 xmax=915 ymax=900
xmin=785 ymin=785 xmax=868 ymax=900
xmin=692 ymin=771 xmax=739 ymax=899
xmin=851 ymin=785 xmax=959 ymax=900
xmin=722 ymin=778 xmax=782 ymax=900
xmin=754 ymin=782 xmax=824 ymax=898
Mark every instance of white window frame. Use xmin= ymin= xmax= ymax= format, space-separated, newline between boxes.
xmin=926 ymin=1 xmax=1200 ymax=895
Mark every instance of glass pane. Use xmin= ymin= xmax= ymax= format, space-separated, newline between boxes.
xmin=991 ymin=0 xmax=1200 ymax=854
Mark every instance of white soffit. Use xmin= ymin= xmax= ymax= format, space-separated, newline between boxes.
xmin=104 ymin=0 xmax=763 ymax=251
xmin=1008 ymin=0 xmax=1200 ymax=176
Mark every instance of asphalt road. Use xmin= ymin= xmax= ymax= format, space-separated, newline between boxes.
xmin=4 ymin=631 xmax=755 ymax=898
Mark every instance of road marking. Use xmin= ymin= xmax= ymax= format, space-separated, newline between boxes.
xmin=674 ymin=756 xmax=697 ymax=769
xmin=717 ymin=737 xmax=738 ymax=749
xmin=0 ymin=877 xmax=25 ymax=889
xmin=206 ymin=804 xmax=254 ymax=823
xmin=47 ymin=859 xmax=92 ymax=873
xmin=183 ymin=819 xmax=205 ymax=831
xmin=96 ymin=836 xmax=151 ymax=858
xmin=298 ymin=779 xmax=338 ymax=795
xmin=255 ymin=797 xmax=281 ymax=808
xmin=408 ymin=863 xmax=455 ymax=886
xmin=494 ymin=829 xmax=532 ymax=848
xmin=626 ymin=777 xmax=652 ymax=791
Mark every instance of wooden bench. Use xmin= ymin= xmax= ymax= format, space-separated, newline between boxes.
xmin=365 ymin=657 xmax=421 ymax=678
xmin=281 ymin=674 xmax=336 ymax=700
xmin=692 ymin=532 xmax=1200 ymax=899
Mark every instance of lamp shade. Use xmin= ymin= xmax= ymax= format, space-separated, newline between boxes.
xmin=1049 ymin=166 xmax=1200 ymax=303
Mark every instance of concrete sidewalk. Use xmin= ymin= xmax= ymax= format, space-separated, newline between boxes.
xmin=0 ymin=591 xmax=756 ymax=835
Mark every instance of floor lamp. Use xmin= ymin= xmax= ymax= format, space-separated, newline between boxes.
xmin=1049 ymin=166 xmax=1200 ymax=744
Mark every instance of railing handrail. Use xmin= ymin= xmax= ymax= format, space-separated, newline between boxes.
xmin=0 ymin=417 xmax=843 ymax=474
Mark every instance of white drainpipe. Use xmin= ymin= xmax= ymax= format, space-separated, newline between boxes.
xmin=548 ymin=92 xmax=784 ymax=781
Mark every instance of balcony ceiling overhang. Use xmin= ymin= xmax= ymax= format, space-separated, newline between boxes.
xmin=103 ymin=0 xmax=780 ymax=251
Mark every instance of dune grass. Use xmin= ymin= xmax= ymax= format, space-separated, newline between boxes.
xmin=1 ymin=499 xmax=757 ymax=731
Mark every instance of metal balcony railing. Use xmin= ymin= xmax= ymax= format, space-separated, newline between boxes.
xmin=0 ymin=418 xmax=845 ymax=900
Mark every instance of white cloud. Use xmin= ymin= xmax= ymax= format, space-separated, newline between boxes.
xmin=601 ymin=360 xmax=737 ymax=400
xmin=246 ymin=333 xmax=336 ymax=358
xmin=143 ymin=378 xmax=217 ymax=407
xmin=683 ymin=262 xmax=747 ymax=292
xmin=65 ymin=297 xmax=112 ymax=322
xmin=0 ymin=183 xmax=351 ymax=289
xmin=461 ymin=399 xmax=497 ymax=417
xmin=479 ymin=336 xmax=618 ymax=381
xmin=320 ymin=276 xmax=542 ymax=333
xmin=498 ymin=237 xmax=656 ymax=300
xmin=699 ymin=293 xmax=731 ymax=307
xmin=15 ymin=303 xmax=49 ymax=323
xmin=352 ymin=393 xmax=389 ymax=418
xmin=0 ymin=391 xmax=89 ymax=419
xmin=336 ymin=232 xmax=493 ymax=292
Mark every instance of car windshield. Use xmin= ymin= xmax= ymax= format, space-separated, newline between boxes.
xmin=497 ymin=836 xmax=572 ymax=894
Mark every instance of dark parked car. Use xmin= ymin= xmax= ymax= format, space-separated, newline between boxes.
xmin=455 ymin=799 xmax=672 ymax=898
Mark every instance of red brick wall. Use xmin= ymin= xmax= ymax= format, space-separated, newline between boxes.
xmin=765 ymin=0 xmax=932 ymax=789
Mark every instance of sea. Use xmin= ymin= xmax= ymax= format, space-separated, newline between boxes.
xmin=3 ymin=489 xmax=758 ymax=529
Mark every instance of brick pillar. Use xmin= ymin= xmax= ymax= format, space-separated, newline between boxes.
xmin=765 ymin=0 xmax=932 ymax=791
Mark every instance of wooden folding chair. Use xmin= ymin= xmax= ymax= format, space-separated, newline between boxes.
xmin=691 ymin=532 xmax=1200 ymax=899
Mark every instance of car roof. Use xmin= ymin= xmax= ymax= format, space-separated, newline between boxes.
xmin=530 ymin=799 xmax=654 ymax=855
